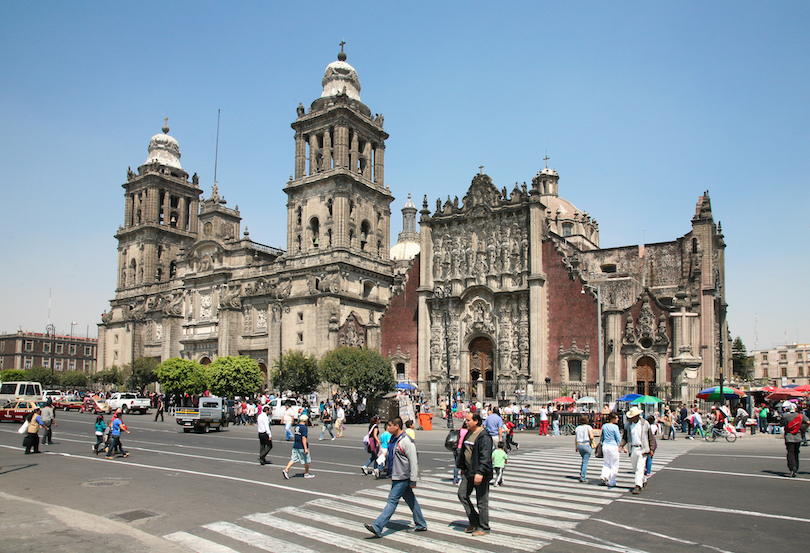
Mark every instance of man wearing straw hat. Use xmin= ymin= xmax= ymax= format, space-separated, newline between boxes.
xmin=619 ymin=406 xmax=655 ymax=494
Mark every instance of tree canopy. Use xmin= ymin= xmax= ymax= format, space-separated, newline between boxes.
xmin=60 ymin=370 xmax=88 ymax=388
xmin=155 ymin=358 xmax=207 ymax=396
xmin=0 ymin=369 xmax=27 ymax=382
xmin=124 ymin=357 xmax=159 ymax=392
xmin=93 ymin=366 xmax=123 ymax=387
xmin=271 ymin=350 xmax=320 ymax=396
xmin=206 ymin=356 xmax=263 ymax=398
xmin=732 ymin=336 xmax=753 ymax=380
xmin=27 ymin=366 xmax=59 ymax=386
xmin=320 ymin=347 xmax=394 ymax=398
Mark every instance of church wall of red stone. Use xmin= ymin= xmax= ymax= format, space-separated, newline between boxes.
xmin=379 ymin=255 xmax=420 ymax=381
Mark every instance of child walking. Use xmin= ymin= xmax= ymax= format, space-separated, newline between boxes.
xmin=491 ymin=441 xmax=508 ymax=486
xmin=93 ymin=415 xmax=106 ymax=455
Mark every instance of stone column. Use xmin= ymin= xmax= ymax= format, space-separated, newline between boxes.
xmin=323 ymin=129 xmax=332 ymax=171
xmin=334 ymin=125 xmax=348 ymax=168
xmin=178 ymin=197 xmax=187 ymax=230
xmin=124 ymin=194 xmax=134 ymax=228
xmin=349 ymin=132 xmax=359 ymax=173
xmin=333 ymin=190 xmax=349 ymax=249
xmin=362 ymin=141 xmax=372 ymax=180
xmin=309 ymin=135 xmax=319 ymax=175
xmin=189 ymin=200 xmax=199 ymax=234
xmin=294 ymin=133 xmax=306 ymax=179
xmin=162 ymin=191 xmax=170 ymax=226
xmin=373 ymin=145 xmax=384 ymax=186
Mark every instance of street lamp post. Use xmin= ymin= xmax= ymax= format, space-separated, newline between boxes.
xmin=433 ymin=285 xmax=453 ymax=429
xmin=46 ymin=324 xmax=55 ymax=383
xmin=270 ymin=300 xmax=290 ymax=396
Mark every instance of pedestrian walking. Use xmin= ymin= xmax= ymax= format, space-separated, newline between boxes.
xmin=106 ymin=415 xmax=130 ymax=460
xmin=23 ymin=409 xmax=42 ymax=454
xmin=93 ymin=415 xmax=106 ymax=455
xmin=491 ymin=441 xmax=507 ymax=486
xmin=364 ymin=417 xmax=427 ymax=538
xmin=362 ymin=415 xmax=381 ymax=474
xmin=374 ymin=423 xmax=393 ymax=478
xmin=599 ymin=412 xmax=621 ymax=487
xmin=456 ymin=412 xmax=493 ymax=536
xmin=40 ymin=399 xmax=56 ymax=445
xmin=779 ymin=401 xmax=809 ymax=477
xmin=154 ymin=395 xmax=164 ymax=421
xmin=283 ymin=414 xmax=314 ymax=479
xmin=335 ymin=404 xmax=345 ymax=437
xmin=619 ymin=406 xmax=654 ymax=494
xmin=283 ymin=404 xmax=296 ymax=440
xmin=574 ymin=414 xmax=595 ymax=482
xmin=404 ymin=419 xmax=416 ymax=441
xmin=484 ymin=407 xmax=503 ymax=448
xmin=551 ymin=406 xmax=560 ymax=436
xmin=644 ymin=415 xmax=658 ymax=478
xmin=453 ymin=420 xmax=469 ymax=484
xmin=319 ymin=403 xmax=335 ymax=441
xmin=257 ymin=406 xmax=273 ymax=465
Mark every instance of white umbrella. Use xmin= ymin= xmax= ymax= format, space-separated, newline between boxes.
xmin=576 ymin=396 xmax=597 ymax=404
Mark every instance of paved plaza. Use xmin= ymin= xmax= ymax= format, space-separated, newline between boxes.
xmin=0 ymin=412 xmax=806 ymax=552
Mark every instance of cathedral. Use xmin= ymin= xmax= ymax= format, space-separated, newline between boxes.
xmin=98 ymin=49 xmax=729 ymax=405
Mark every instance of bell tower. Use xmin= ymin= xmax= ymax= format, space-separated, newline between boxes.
xmin=286 ymin=47 xmax=392 ymax=262
xmin=115 ymin=121 xmax=202 ymax=296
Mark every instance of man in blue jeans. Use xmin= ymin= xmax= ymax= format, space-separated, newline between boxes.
xmin=365 ymin=417 xmax=426 ymax=537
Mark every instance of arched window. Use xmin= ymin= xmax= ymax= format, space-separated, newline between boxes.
xmin=129 ymin=259 xmax=137 ymax=286
xmin=360 ymin=221 xmax=370 ymax=250
xmin=296 ymin=234 xmax=302 ymax=252
xmin=348 ymin=229 xmax=354 ymax=248
xmin=156 ymin=267 xmax=163 ymax=282
xmin=327 ymin=228 xmax=332 ymax=247
xmin=296 ymin=206 xmax=302 ymax=226
xmin=169 ymin=211 xmax=179 ymax=228
xmin=327 ymin=199 xmax=333 ymax=218
xmin=169 ymin=261 xmax=177 ymax=278
xmin=310 ymin=217 xmax=320 ymax=248
xmin=562 ymin=222 xmax=573 ymax=237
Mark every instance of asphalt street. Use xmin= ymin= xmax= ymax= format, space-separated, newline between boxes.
xmin=0 ymin=410 xmax=806 ymax=552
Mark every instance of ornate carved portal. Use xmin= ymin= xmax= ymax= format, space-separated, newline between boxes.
xmin=636 ymin=356 xmax=657 ymax=396
xmin=469 ymin=337 xmax=494 ymax=399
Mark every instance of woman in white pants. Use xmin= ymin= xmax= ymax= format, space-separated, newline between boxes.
xmin=599 ymin=412 xmax=621 ymax=487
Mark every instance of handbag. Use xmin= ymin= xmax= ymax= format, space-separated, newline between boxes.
xmin=18 ymin=420 xmax=28 ymax=434
xmin=595 ymin=442 xmax=604 ymax=458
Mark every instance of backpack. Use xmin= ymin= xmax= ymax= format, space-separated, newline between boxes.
xmin=444 ymin=429 xmax=461 ymax=451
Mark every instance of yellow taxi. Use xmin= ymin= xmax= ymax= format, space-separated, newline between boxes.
xmin=0 ymin=400 xmax=49 ymax=422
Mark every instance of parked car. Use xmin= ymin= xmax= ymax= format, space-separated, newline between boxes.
xmin=42 ymin=390 xmax=65 ymax=402
xmin=0 ymin=400 xmax=49 ymax=422
xmin=175 ymin=396 xmax=229 ymax=433
xmin=82 ymin=397 xmax=110 ymax=414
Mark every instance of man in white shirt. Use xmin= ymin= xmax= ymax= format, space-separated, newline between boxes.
xmin=619 ymin=406 xmax=654 ymax=494
xmin=257 ymin=406 xmax=273 ymax=465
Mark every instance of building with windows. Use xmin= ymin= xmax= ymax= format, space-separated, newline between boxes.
xmin=751 ymin=343 xmax=809 ymax=386
xmin=0 ymin=331 xmax=97 ymax=373
xmin=98 ymin=48 xmax=730 ymax=403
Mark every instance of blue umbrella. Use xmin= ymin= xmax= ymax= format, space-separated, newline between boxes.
xmin=617 ymin=393 xmax=643 ymax=402
xmin=395 ymin=382 xmax=416 ymax=390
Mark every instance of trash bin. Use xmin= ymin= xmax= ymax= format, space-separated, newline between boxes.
xmin=418 ymin=412 xmax=433 ymax=431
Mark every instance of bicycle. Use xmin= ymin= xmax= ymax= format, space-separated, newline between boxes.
xmin=703 ymin=425 xmax=737 ymax=443
xmin=560 ymin=422 xmax=576 ymax=436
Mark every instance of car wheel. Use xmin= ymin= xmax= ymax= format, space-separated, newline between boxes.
xmin=122 ymin=405 xmax=129 ymax=414
xmin=64 ymin=406 xmax=69 ymax=411
xmin=183 ymin=428 xmax=191 ymax=433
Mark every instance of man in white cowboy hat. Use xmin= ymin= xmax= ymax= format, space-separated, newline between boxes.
xmin=619 ymin=406 xmax=655 ymax=494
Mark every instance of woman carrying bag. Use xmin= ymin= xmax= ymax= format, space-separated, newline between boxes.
xmin=23 ymin=408 xmax=43 ymax=454
xmin=574 ymin=414 xmax=595 ymax=482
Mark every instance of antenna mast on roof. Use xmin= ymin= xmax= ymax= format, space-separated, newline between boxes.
xmin=214 ymin=109 xmax=221 ymax=184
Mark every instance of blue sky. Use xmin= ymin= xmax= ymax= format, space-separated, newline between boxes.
xmin=1 ymin=1 xmax=807 ymax=352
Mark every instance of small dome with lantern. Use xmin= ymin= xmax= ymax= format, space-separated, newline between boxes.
xmin=321 ymin=46 xmax=361 ymax=101
xmin=145 ymin=120 xmax=183 ymax=170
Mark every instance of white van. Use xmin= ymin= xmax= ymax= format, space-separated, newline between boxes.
xmin=0 ymin=381 xmax=44 ymax=406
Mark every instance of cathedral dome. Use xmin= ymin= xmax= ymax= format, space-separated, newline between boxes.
xmin=390 ymin=240 xmax=420 ymax=261
xmin=544 ymin=195 xmax=579 ymax=219
xmin=321 ymin=52 xmax=361 ymax=101
xmin=145 ymin=122 xmax=183 ymax=170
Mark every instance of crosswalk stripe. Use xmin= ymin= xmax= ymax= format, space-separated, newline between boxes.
xmin=281 ymin=506 xmax=499 ymax=553
xmin=163 ymin=531 xmax=242 ymax=553
xmin=419 ymin=476 xmax=614 ymax=505
xmin=307 ymin=498 xmax=548 ymax=551
xmin=245 ymin=512 xmax=404 ymax=553
xmin=202 ymin=521 xmax=321 ymax=553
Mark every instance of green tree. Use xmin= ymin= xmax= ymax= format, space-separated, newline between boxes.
xmin=27 ymin=366 xmax=60 ymax=387
xmin=155 ymin=358 xmax=207 ymax=396
xmin=732 ymin=336 xmax=753 ymax=380
xmin=271 ymin=350 xmax=320 ymax=396
xmin=207 ymin=356 xmax=263 ymax=398
xmin=320 ymin=347 xmax=394 ymax=399
xmin=61 ymin=370 xmax=88 ymax=388
xmin=125 ymin=357 xmax=159 ymax=392
xmin=93 ymin=366 xmax=124 ymax=387
xmin=0 ymin=369 xmax=28 ymax=382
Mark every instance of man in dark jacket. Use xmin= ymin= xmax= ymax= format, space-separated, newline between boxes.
xmin=780 ymin=401 xmax=809 ymax=477
xmin=456 ymin=411 xmax=493 ymax=536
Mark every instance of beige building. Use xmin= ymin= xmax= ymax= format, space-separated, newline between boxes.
xmin=752 ymin=343 xmax=809 ymax=386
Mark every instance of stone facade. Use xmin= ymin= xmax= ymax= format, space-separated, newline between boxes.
xmin=98 ymin=51 xmax=394 ymax=387
xmin=98 ymin=49 xmax=730 ymax=402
